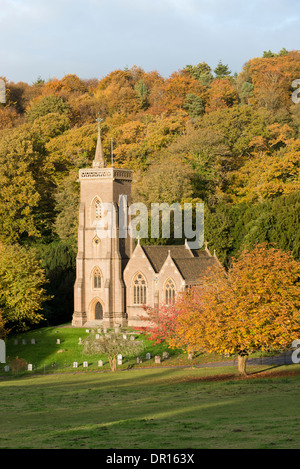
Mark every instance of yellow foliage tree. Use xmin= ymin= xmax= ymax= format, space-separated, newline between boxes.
xmin=172 ymin=244 xmax=300 ymax=375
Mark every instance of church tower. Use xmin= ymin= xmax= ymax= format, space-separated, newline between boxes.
xmin=72 ymin=115 xmax=134 ymax=328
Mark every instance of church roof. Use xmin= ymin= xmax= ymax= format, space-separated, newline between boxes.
xmin=141 ymin=244 xmax=219 ymax=283
xmin=173 ymin=257 xmax=219 ymax=284
xmin=142 ymin=244 xmax=193 ymax=272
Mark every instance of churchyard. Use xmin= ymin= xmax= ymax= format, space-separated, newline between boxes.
xmin=0 ymin=324 xmax=234 ymax=376
xmin=0 ymin=324 xmax=299 ymax=449
xmin=0 ymin=324 xmax=288 ymax=376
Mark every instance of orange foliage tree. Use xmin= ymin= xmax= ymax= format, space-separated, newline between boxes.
xmin=206 ymin=78 xmax=239 ymax=112
xmin=247 ymin=52 xmax=300 ymax=110
xmin=146 ymin=244 xmax=300 ymax=375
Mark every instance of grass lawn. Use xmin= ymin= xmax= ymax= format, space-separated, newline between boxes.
xmin=0 ymin=364 xmax=300 ymax=449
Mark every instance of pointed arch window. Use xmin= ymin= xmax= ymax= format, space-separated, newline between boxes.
xmin=92 ymin=197 xmax=103 ymax=221
xmin=165 ymin=278 xmax=175 ymax=304
xmin=133 ymin=273 xmax=147 ymax=305
xmin=93 ymin=267 xmax=102 ymax=289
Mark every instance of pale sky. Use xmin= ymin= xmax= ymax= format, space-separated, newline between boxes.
xmin=0 ymin=0 xmax=299 ymax=83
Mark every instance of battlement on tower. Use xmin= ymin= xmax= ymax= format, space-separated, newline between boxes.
xmin=79 ymin=167 xmax=133 ymax=181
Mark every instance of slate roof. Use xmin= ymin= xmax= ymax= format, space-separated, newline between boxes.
xmin=173 ymin=257 xmax=219 ymax=284
xmin=141 ymin=244 xmax=220 ymax=283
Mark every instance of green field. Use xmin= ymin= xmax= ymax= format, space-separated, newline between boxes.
xmin=0 ymin=365 xmax=300 ymax=449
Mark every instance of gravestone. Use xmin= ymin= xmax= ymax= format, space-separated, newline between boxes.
xmin=0 ymin=340 xmax=5 ymax=363
xmin=155 ymin=355 xmax=161 ymax=364
xmin=22 ymin=339 xmax=26 ymax=345
xmin=96 ymin=334 xmax=100 ymax=339
xmin=0 ymin=79 xmax=6 ymax=104
xmin=78 ymin=338 xmax=82 ymax=344
xmin=117 ymin=357 xmax=122 ymax=365
xmin=85 ymin=329 xmax=90 ymax=333
xmin=14 ymin=339 xmax=18 ymax=345
xmin=4 ymin=365 xmax=9 ymax=372
xmin=146 ymin=353 xmax=151 ymax=360
xmin=28 ymin=364 xmax=33 ymax=371
xmin=98 ymin=360 xmax=103 ymax=367
xmin=123 ymin=334 xmax=127 ymax=340
xmin=136 ymin=357 xmax=142 ymax=364
xmin=83 ymin=361 xmax=88 ymax=368
xmin=130 ymin=336 xmax=135 ymax=341
xmin=188 ymin=353 xmax=193 ymax=360
xmin=162 ymin=352 xmax=169 ymax=360
xmin=73 ymin=362 xmax=78 ymax=368
xmin=31 ymin=339 xmax=36 ymax=345
xmin=56 ymin=339 xmax=60 ymax=345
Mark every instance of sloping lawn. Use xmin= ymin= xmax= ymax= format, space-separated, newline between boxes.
xmin=0 ymin=365 xmax=299 ymax=449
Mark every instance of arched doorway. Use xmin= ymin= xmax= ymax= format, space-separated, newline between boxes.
xmin=94 ymin=301 xmax=103 ymax=320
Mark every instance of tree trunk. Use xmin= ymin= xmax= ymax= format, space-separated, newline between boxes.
xmin=108 ymin=356 xmax=117 ymax=372
xmin=112 ymin=356 xmax=117 ymax=372
xmin=237 ymin=354 xmax=248 ymax=376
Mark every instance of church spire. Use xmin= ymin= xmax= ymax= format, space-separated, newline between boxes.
xmin=93 ymin=113 xmax=106 ymax=168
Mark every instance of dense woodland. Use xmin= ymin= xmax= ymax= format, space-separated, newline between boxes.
xmin=1 ymin=48 xmax=300 ymax=330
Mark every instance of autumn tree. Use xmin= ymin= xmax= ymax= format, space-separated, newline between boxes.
xmin=139 ymin=303 xmax=180 ymax=343
xmin=232 ymin=124 xmax=300 ymax=202
xmin=0 ymin=311 xmax=9 ymax=340
xmin=140 ymin=301 xmax=202 ymax=357
xmin=132 ymin=154 xmax=194 ymax=207
xmin=44 ymin=122 xmax=98 ymax=183
xmin=206 ymin=78 xmax=239 ymax=112
xmin=183 ymin=62 xmax=213 ymax=86
xmin=246 ymin=52 xmax=300 ymax=111
xmin=54 ymin=170 xmax=80 ymax=243
xmin=0 ymin=126 xmax=41 ymax=242
xmin=0 ymin=243 xmax=48 ymax=331
xmin=159 ymin=72 xmax=207 ymax=112
xmin=6 ymin=80 xmax=45 ymax=114
xmin=0 ymin=107 xmax=21 ymax=130
xmin=25 ymin=94 xmax=70 ymax=123
xmin=173 ymin=244 xmax=300 ymax=375
xmin=94 ymin=70 xmax=142 ymax=116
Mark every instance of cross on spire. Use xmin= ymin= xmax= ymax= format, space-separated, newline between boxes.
xmin=96 ymin=112 xmax=103 ymax=130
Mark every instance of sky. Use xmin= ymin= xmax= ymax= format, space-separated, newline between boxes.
xmin=0 ymin=0 xmax=299 ymax=84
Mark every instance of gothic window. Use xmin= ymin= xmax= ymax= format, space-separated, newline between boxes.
xmin=92 ymin=197 xmax=103 ymax=221
xmin=133 ymin=273 xmax=147 ymax=305
xmin=93 ymin=267 xmax=102 ymax=289
xmin=164 ymin=278 xmax=175 ymax=304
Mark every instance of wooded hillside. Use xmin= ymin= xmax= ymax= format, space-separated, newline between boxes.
xmin=1 ymin=48 xmax=300 ymax=329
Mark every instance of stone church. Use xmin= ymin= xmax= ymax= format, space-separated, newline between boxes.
xmin=72 ymin=121 xmax=221 ymax=328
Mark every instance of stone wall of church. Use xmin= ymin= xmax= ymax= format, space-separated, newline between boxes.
xmin=123 ymin=244 xmax=185 ymax=328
